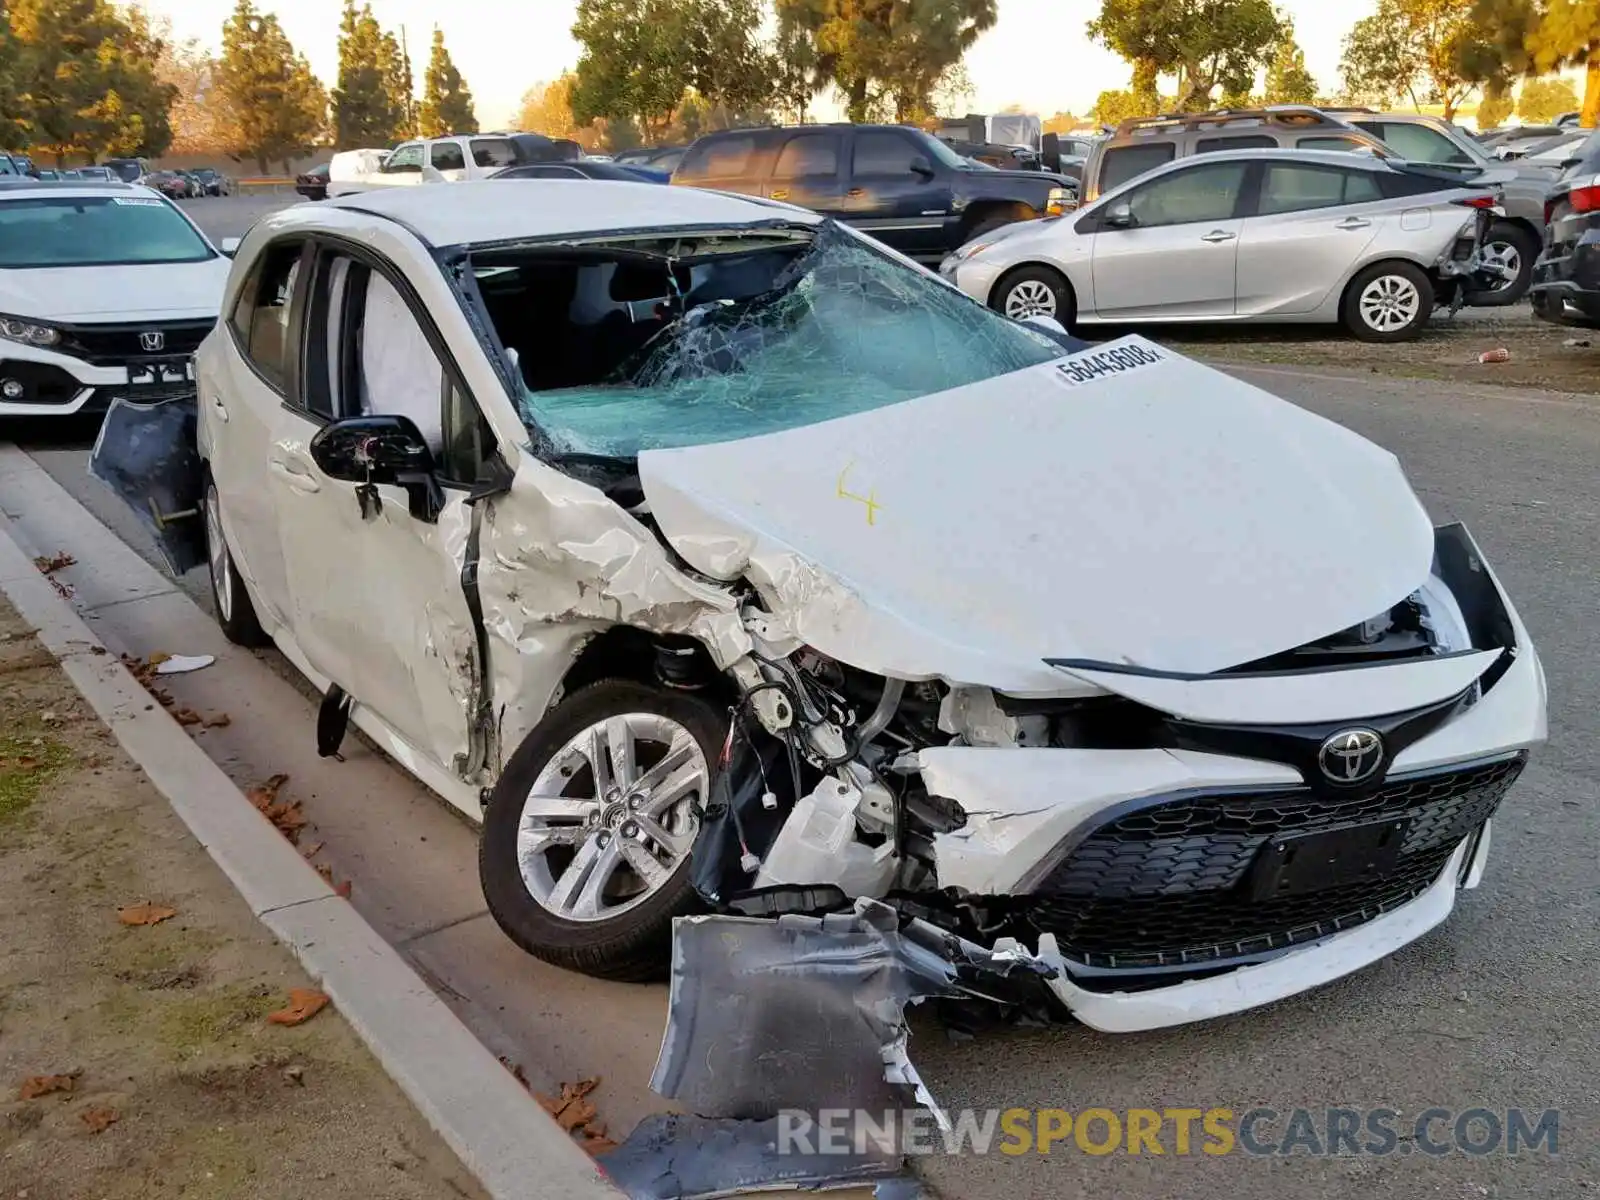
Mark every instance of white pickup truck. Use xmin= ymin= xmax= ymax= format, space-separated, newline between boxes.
xmin=327 ymin=132 xmax=583 ymax=197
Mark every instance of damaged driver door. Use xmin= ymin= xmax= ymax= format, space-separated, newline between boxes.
xmin=270 ymin=245 xmax=486 ymax=786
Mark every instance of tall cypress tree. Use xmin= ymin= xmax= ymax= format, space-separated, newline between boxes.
xmin=332 ymin=0 xmax=402 ymax=147
xmin=418 ymin=27 xmax=476 ymax=137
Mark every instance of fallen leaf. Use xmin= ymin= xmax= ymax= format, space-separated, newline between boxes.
xmin=33 ymin=552 xmax=76 ymax=575
xmin=204 ymin=713 xmax=232 ymax=728
xmin=500 ymin=1057 xmax=529 ymax=1088
xmin=80 ymin=1106 xmax=119 ymax=1134
xmin=300 ymin=841 xmax=324 ymax=859
xmin=18 ymin=1073 xmax=78 ymax=1100
xmin=266 ymin=988 xmax=329 ymax=1027
xmin=247 ymin=774 xmax=289 ymax=809
xmin=581 ymin=1130 xmax=619 ymax=1156
xmin=536 ymin=1078 xmax=602 ymax=1132
xmin=118 ymin=903 xmax=178 ymax=927
xmin=172 ymin=708 xmax=202 ymax=727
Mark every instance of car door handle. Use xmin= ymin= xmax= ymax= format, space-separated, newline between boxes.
xmin=1200 ymin=230 xmax=1237 ymax=243
xmin=846 ymin=188 xmax=866 ymax=198
xmin=769 ymin=188 xmax=789 ymax=200
xmin=268 ymin=457 xmax=320 ymax=494
xmin=1336 ymin=217 xmax=1372 ymax=230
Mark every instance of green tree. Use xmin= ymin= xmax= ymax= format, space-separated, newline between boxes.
xmin=418 ymin=27 xmax=475 ymax=136
xmin=9 ymin=0 xmax=176 ymax=161
xmin=216 ymin=0 xmax=325 ymax=173
xmin=1475 ymin=85 xmax=1515 ymax=127
xmin=0 ymin=1 xmax=24 ymax=150
xmin=1458 ymin=0 xmax=1597 ymax=126
xmin=1340 ymin=0 xmax=1486 ymax=118
xmin=776 ymin=0 xmax=997 ymax=123
xmin=1088 ymin=0 xmax=1283 ymax=111
xmin=1090 ymin=87 xmax=1161 ymax=128
xmin=771 ymin=5 xmax=823 ymax=122
xmin=1264 ymin=22 xmax=1318 ymax=103
xmin=570 ymin=0 xmax=692 ymax=138
xmin=1518 ymin=74 xmax=1579 ymax=120
xmin=679 ymin=0 xmax=774 ymax=127
xmin=332 ymin=1 xmax=408 ymax=147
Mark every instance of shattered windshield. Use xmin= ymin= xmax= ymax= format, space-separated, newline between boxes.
xmin=502 ymin=224 xmax=1066 ymax=458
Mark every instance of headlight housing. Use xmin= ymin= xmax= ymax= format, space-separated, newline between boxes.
xmin=0 ymin=316 xmax=61 ymax=348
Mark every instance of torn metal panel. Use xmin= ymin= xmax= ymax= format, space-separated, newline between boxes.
xmin=918 ymin=746 xmax=1302 ymax=896
xmin=650 ymin=901 xmax=1054 ymax=1130
xmin=599 ymin=1114 xmax=907 ymax=1200
xmin=88 ymin=392 xmax=207 ymax=575
xmin=638 ymin=336 xmax=1438 ymax=692
xmin=476 ymin=455 xmax=749 ymax=759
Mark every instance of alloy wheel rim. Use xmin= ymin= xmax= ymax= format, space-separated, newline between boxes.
xmin=1479 ymin=240 xmax=1522 ymax=292
xmin=204 ymin=486 xmax=233 ymax=622
xmin=1004 ymin=280 xmax=1057 ymax=320
xmin=1358 ymin=275 xmax=1421 ymax=333
xmin=516 ymin=713 xmax=707 ymax=923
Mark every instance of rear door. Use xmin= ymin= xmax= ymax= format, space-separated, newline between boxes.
xmin=1235 ymin=162 xmax=1387 ymax=315
xmin=763 ymin=130 xmax=845 ymax=216
xmin=841 ymin=129 xmax=953 ymax=258
xmin=671 ymin=132 xmax=768 ymax=197
xmin=427 ymin=138 xmax=468 ymax=181
xmin=1089 ymin=159 xmax=1250 ymax=318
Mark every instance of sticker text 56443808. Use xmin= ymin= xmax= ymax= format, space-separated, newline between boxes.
xmin=1053 ymin=342 xmax=1167 ymax=387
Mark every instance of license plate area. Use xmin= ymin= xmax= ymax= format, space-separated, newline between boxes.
xmin=127 ymin=358 xmax=194 ymax=385
xmin=1249 ymin=819 xmax=1409 ymax=901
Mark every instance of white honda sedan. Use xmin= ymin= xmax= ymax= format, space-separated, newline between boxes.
xmin=105 ymin=181 xmax=1545 ymax=1032
xmin=0 ymin=180 xmax=232 ymax=417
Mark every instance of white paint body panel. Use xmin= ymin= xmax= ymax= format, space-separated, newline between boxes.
xmin=641 ymin=337 xmax=1435 ymax=691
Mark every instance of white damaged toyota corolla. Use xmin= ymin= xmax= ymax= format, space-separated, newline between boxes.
xmin=95 ymin=182 xmax=1546 ymax=1042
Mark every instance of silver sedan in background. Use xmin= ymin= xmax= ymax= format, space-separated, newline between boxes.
xmin=942 ymin=149 xmax=1511 ymax=341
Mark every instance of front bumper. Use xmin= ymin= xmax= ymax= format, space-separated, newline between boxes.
xmin=0 ymin=339 xmax=200 ymax=418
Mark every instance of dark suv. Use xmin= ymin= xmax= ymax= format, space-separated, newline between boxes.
xmin=1530 ymin=130 xmax=1600 ymax=328
xmin=671 ymin=124 xmax=1076 ymax=263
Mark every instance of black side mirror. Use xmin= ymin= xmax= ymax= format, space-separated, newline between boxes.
xmin=309 ymin=414 xmax=443 ymax=522
xmin=909 ymin=154 xmax=935 ymax=179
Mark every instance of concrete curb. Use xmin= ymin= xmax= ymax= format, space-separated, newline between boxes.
xmin=0 ymin=448 xmax=620 ymax=1200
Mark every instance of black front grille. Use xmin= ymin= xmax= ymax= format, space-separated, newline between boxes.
xmin=1026 ymin=755 xmax=1525 ymax=969
xmin=58 ymin=320 xmax=213 ymax=366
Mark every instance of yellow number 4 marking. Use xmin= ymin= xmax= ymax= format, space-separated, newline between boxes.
xmin=836 ymin=462 xmax=881 ymax=526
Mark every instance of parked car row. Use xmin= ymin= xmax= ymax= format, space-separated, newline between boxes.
xmin=0 ymin=154 xmax=232 ymax=196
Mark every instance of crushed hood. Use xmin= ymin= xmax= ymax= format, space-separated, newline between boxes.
xmin=638 ymin=336 xmax=1435 ymax=694
xmin=0 ymin=258 xmax=230 ymax=322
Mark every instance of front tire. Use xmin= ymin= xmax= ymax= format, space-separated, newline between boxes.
xmin=1465 ymin=221 xmax=1539 ymax=306
xmin=1341 ymin=262 xmax=1434 ymax=342
xmin=990 ymin=264 xmax=1074 ymax=327
xmin=203 ymin=475 xmax=268 ymax=647
xmin=479 ymin=680 xmax=723 ymax=982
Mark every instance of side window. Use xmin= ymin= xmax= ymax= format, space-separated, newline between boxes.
xmin=1195 ymin=134 xmax=1276 ymax=154
xmin=772 ymin=133 xmax=840 ymax=179
xmin=299 ymin=251 xmax=369 ymax=420
xmin=440 ymin=379 xmax=499 ymax=484
xmin=1098 ymin=142 xmax=1177 ymax=193
xmin=353 ymin=271 xmax=445 ymax=454
xmin=676 ymin=135 xmax=757 ymax=181
xmin=1259 ymin=165 xmax=1382 ymax=215
xmin=429 ymin=141 xmax=466 ymax=171
xmin=471 ymin=138 xmax=517 ymax=168
xmin=851 ymin=131 xmax=921 ymax=176
xmin=229 ymin=240 xmax=304 ymax=391
xmin=383 ymin=143 xmax=424 ymax=173
xmin=1124 ymin=161 xmax=1248 ymax=228
xmin=1298 ymin=136 xmax=1366 ymax=154
xmin=1370 ymin=122 xmax=1472 ymax=165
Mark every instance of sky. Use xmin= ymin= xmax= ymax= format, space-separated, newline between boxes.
xmin=158 ymin=0 xmax=1383 ymax=131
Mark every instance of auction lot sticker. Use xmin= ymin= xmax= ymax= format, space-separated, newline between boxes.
xmin=1053 ymin=341 xmax=1167 ymax=387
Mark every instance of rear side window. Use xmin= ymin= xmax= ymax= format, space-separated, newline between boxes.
xmin=1099 ymin=142 xmax=1177 ymax=193
xmin=229 ymin=240 xmax=304 ymax=392
xmin=471 ymin=138 xmax=517 ymax=168
xmin=1259 ymin=165 xmax=1383 ymax=214
xmin=773 ymin=133 xmax=840 ymax=179
xmin=430 ymin=141 xmax=466 ymax=171
xmin=677 ymin=136 xmax=758 ymax=181
xmin=851 ymin=131 xmax=922 ymax=176
xmin=1298 ymin=136 xmax=1366 ymax=154
xmin=1195 ymin=134 xmax=1276 ymax=154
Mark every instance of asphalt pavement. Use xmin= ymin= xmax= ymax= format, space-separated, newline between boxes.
xmin=6 ymin=195 xmax=1597 ymax=1197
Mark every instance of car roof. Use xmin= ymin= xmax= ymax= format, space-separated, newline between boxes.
xmin=321 ymin=179 xmax=820 ymax=245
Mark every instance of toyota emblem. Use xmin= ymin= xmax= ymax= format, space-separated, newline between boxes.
xmin=1317 ymin=728 xmax=1385 ymax=785
xmin=139 ymin=330 xmax=165 ymax=352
